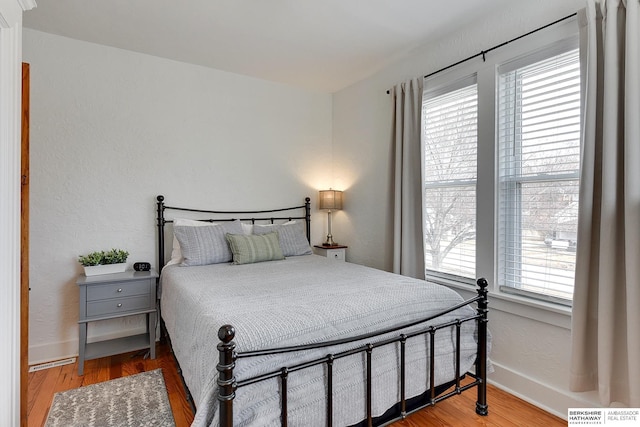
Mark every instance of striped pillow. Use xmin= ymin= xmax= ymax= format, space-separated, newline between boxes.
xmin=226 ymin=232 xmax=285 ymax=265
xmin=253 ymin=221 xmax=312 ymax=256
xmin=174 ymin=220 xmax=243 ymax=266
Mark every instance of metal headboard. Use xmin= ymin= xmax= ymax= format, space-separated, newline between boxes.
xmin=155 ymin=195 xmax=311 ymax=269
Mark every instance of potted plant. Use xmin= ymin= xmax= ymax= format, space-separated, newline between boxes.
xmin=78 ymin=248 xmax=129 ymax=276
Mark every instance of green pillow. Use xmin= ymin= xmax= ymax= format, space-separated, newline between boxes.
xmin=225 ymin=232 xmax=285 ymax=265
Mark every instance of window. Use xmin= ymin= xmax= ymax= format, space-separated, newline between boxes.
xmin=421 ymin=31 xmax=581 ymax=304
xmin=423 ymin=77 xmax=477 ymax=281
xmin=498 ymin=49 xmax=580 ymax=303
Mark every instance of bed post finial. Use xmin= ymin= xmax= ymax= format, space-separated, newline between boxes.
xmin=218 ymin=324 xmax=235 ymax=343
xmin=157 ymin=195 xmax=166 ymax=271
xmin=475 ymin=278 xmax=489 ymax=416
xmin=217 ymin=325 xmax=236 ymax=427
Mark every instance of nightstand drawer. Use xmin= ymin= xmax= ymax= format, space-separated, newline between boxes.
xmin=313 ymin=245 xmax=347 ymax=261
xmin=87 ymin=295 xmax=151 ymax=317
xmin=326 ymin=249 xmax=345 ymax=261
xmin=87 ymin=279 xmax=150 ymax=301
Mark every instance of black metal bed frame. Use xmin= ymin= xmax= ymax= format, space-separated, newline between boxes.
xmin=156 ymin=195 xmax=489 ymax=427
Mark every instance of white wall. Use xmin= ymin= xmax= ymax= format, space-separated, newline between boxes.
xmin=332 ymin=0 xmax=601 ymax=418
xmin=23 ymin=29 xmax=333 ymax=364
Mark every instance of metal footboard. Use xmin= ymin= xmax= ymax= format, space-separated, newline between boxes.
xmin=217 ymin=278 xmax=489 ymax=427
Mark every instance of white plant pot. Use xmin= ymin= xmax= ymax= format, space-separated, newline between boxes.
xmin=83 ymin=262 xmax=127 ymax=276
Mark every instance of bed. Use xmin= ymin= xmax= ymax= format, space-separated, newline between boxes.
xmin=156 ymin=195 xmax=489 ymax=427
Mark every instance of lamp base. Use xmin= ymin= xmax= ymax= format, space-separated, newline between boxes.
xmin=323 ymin=235 xmax=337 ymax=246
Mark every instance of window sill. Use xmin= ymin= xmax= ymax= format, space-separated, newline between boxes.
xmin=427 ymin=277 xmax=572 ymax=330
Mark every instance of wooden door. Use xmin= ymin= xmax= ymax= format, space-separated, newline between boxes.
xmin=21 ymin=62 xmax=30 ymax=427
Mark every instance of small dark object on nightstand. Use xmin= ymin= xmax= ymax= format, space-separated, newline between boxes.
xmin=134 ymin=262 xmax=151 ymax=271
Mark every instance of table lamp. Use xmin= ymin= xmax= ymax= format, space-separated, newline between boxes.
xmin=319 ymin=189 xmax=343 ymax=246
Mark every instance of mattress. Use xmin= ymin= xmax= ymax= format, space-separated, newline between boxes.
xmin=160 ymin=254 xmax=483 ymax=426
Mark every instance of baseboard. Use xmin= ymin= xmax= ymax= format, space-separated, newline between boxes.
xmin=29 ymin=339 xmax=78 ymax=366
xmin=489 ymin=361 xmax=600 ymax=420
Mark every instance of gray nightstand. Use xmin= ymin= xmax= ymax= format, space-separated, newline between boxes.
xmin=76 ymin=269 xmax=158 ymax=375
xmin=313 ymin=245 xmax=347 ymax=261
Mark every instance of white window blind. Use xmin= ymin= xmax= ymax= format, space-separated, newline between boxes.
xmin=423 ymin=80 xmax=477 ymax=280
xmin=497 ymin=48 xmax=581 ymax=303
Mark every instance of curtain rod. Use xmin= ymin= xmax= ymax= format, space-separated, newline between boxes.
xmin=386 ymin=12 xmax=577 ymax=94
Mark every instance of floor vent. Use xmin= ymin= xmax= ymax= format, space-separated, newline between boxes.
xmin=28 ymin=358 xmax=76 ymax=373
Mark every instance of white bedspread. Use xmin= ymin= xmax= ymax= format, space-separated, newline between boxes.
xmin=160 ymin=255 xmax=483 ymax=427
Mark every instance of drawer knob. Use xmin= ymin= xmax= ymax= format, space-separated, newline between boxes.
xmin=117 ymin=288 xmax=122 ymax=293
xmin=334 ymin=253 xmax=339 ymax=258
xmin=117 ymin=303 xmax=122 ymax=308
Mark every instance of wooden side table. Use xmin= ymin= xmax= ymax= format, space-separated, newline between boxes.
xmin=76 ymin=269 xmax=158 ymax=375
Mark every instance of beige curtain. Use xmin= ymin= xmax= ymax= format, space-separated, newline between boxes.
xmin=571 ymin=0 xmax=640 ymax=406
xmin=391 ymin=78 xmax=425 ymax=279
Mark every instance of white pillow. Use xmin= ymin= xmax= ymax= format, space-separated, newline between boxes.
xmin=241 ymin=222 xmax=253 ymax=235
xmin=240 ymin=220 xmax=296 ymax=236
xmin=166 ymin=218 xmax=216 ymax=266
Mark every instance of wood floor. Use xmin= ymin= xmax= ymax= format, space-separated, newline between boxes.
xmin=28 ymin=341 xmax=565 ymax=426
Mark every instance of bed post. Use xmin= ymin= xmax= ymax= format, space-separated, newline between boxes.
xmin=304 ymin=197 xmax=311 ymax=243
xmin=218 ymin=325 xmax=237 ymax=427
xmin=475 ymin=277 xmax=489 ymax=416
xmin=156 ymin=195 xmax=165 ymax=269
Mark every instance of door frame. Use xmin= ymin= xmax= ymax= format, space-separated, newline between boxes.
xmin=21 ymin=61 xmax=29 ymax=427
xmin=0 ymin=2 xmax=35 ymax=424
